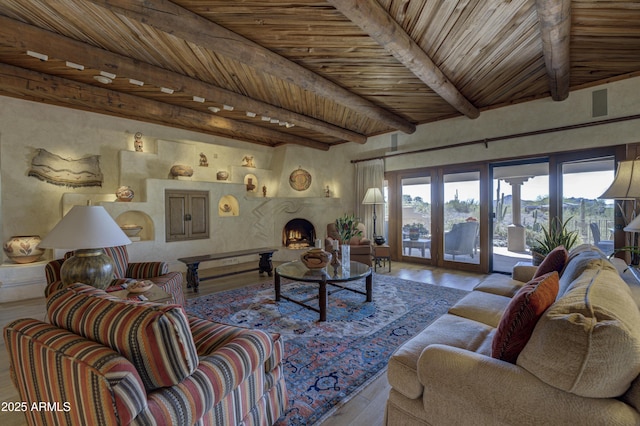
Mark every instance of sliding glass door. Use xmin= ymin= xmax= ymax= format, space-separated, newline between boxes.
xmin=491 ymin=161 xmax=549 ymax=273
xmin=386 ymin=147 xmax=618 ymax=274
xmin=560 ymin=157 xmax=615 ymax=255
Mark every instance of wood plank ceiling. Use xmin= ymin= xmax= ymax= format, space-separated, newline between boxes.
xmin=0 ymin=0 xmax=638 ymax=151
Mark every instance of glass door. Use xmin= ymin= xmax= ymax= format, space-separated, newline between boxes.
xmin=491 ymin=161 xmax=549 ymax=273
xmin=560 ymin=157 xmax=615 ymax=256
xmin=401 ymin=176 xmax=432 ymax=260
xmin=442 ymin=171 xmax=481 ymax=266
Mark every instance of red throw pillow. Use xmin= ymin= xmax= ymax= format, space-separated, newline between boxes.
xmin=492 ymin=272 xmax=559 ymax=364
xmin=534 ymin=245 xmax=568 ymax=278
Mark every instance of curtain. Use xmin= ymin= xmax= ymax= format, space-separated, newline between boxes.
xmin=355 ymin=159 xmax=384 ymax=240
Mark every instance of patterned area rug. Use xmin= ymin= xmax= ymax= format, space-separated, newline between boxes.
xmin=185 ymin=273 xmax=468 ymax=425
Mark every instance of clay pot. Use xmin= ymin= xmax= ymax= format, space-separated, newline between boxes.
xmin=300 ymin=248 xmax=331 ymax=269
xmin=216 ymin=170 xmax=229 ymax=181
xmin=3 ymin=235 xmax=45 ymax=264
xmin=116 ymin=185 xmax=134 ymax=202
xmin=170 ymin=164 xmax=194 ymax=177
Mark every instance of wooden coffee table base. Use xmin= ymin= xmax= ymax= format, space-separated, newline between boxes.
xmin=274 ymin=269 xmax=373 ymax=322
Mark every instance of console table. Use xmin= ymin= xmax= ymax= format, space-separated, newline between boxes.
xmin=178 ymin=247 xmax=278 ymax=292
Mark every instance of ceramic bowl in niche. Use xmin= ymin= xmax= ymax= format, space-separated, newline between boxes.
xmin=120 ymin=224 xmax=143 ymax=237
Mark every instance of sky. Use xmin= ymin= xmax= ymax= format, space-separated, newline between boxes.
xmin=402 ymin=170 xmax=615 ymax=203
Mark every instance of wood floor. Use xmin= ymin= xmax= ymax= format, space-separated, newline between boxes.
xmin=0 ymin=261 xmax=486 ymax=426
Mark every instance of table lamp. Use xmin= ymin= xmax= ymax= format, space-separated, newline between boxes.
xmin=362 ymin=187 xmax=386 ymax=245
xmin=38 ymin=205 xmax=131 ymax=289
xmin=599 ymin=159 xmax=640 ymax=264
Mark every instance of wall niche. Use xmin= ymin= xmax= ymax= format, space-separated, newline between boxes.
xmin=115 ymin=210 xmax=154 ymax=242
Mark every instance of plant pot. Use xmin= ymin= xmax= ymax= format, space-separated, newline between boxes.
xmin=409 ymin=227 xmax=420 ymax=241
xmin=531 ymin=250 xmax=546 ymax=266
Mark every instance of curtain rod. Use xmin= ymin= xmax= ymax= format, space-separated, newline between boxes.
xmin=351 ymin=113 xmax=640 ymax=164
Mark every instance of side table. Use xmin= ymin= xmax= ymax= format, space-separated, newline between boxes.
xmin=109 ymin=283 xmax=173 ymax=304
xmin=374 ymin=244 xmax=391 ymax=272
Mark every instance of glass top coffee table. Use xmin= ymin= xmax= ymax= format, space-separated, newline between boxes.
xmin=274 ymin=260 xmax=372 ymax=321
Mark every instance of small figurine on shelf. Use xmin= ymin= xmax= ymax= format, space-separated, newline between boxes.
xmin=134 ymin=132 xmax=143 ymax=152
xmin=262 ymin=185 xmax=267 ymax=197
xmin=242 ymin=155 xmax=255 ymax=168
xmin=199 ymin=152 xmax=208 ymax=167
xmin=325 ymin=185 xmax=331 ymax=198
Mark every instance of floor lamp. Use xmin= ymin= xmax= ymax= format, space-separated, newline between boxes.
xmin=362 ymin=187 xmax=386 ymax=245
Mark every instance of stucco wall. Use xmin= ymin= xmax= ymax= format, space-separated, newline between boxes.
xmin=0 ymin=98 xmax=354 ymax=270
xmin=338 ymin=76 xmax=640 ymax=169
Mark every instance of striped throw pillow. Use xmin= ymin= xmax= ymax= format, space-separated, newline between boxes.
xmin=47 ymin=283 xmax=198 ymax=391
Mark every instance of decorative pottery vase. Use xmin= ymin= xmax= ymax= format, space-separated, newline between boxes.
xmin=300 ymin=248 xmax=331 ymax=269
xmin=216 ymin=170 xmax=229 ymax=181
xmin=116 ymin=185 xmax=134 ymax=202
xmin=246 ymin=177 xmax=256 ymax=192
xmin=170 ymin=164 xmax=194 ymax=177
xmin=3 ymin=235 xmax=45 ymax=264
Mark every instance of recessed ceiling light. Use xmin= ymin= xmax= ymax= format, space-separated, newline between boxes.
xmin=270 ymin=119 xmax=279 ymax=124
xmin=129 ymin=78 xmax=144 ymax=86
xmin=193 ymin=96 xmax=205 ymax=103
xmin=285 ymin=123 xmax=295 ymax=128
xmin=208 ymin=106 xmax=221 ymax=113
xmin=261 ymin=116 xmax=271 ymax=121
xmin=93 ymin=75 xmax=112 ymax=84
xmin=99 ymin=71 xmax=116 ymax=79
xmin=65 ymin=61 xmax=84 ymax=70
xmin=26 ymin=50 xmax=48 ymax=61
xmin=246 ymin=111 xmax=256 ymax=117
xmin=160 ymin=87 xmax=174 ymax=94
xmin=223 ymin=104 xmax=234 ymax=111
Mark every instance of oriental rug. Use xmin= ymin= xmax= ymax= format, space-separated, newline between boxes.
xmin=185 ymin=274 xmax=468 ymax=425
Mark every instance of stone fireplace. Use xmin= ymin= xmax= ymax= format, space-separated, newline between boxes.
xmin=283 ymin=218 xmax=316 ymax=249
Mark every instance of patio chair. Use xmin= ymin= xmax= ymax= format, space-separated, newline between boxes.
xmin=590 ymin=222 xmax=614 ymax=255
xmin=444 ymin=221 xmax=479 ymax=260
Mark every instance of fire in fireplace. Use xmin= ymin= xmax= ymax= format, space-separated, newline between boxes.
xmin=283 ymin=218 xmax=316 ymax=249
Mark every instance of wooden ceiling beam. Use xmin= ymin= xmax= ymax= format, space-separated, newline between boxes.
xmin=327 ymin=0 xmax=480 ymax=120
xmin=0 ymin=16 xmax=364 ymax=145
xmin=536 ymin=0 xmax=571 ymax=101
xmin=0 ymin=63 xmax=330 ymax=151
xmin=85 ymin=0 xmax=416 ymax=134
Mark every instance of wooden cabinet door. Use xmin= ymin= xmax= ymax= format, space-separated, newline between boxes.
xmin=165 ymin=190 xmax=209 ymax=241
xmin=188 ymin=191 xmax=209 ymax=239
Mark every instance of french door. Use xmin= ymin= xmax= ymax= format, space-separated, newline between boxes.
xmin=392 ymin=166 xmax=487 ymax=272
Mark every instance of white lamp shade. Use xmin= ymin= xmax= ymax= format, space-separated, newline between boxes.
xmin=38 ymin=205 xmax=131 ymax=249
xmin=599 ymin=160 xmax=640 ymax=200
xmin=362 ymin=187 xmax=385 ymax=205
xmin=624 ymin=214 xmax=640 ymax=233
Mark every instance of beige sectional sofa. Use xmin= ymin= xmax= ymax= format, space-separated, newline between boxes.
xmin=385 ymin=245 xmax=640 ymax=425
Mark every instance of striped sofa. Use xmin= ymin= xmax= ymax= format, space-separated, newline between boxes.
xmin=4 ymin=283 xmax=288 ymax=425
xmin=44 ymin=245 xmax=185 ymax=306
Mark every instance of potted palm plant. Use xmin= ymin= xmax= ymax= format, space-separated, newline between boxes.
xmin=530 ymin=216 xmax=579 ymax=266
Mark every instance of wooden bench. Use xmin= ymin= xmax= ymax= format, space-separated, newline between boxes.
xmin=178 ymin=247 xmax=278 ymax=292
